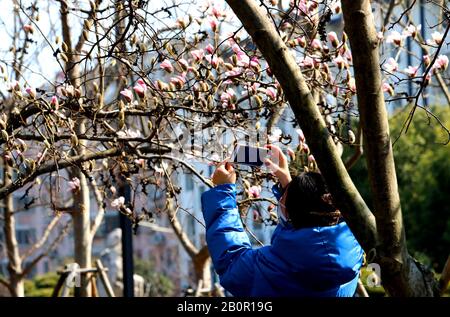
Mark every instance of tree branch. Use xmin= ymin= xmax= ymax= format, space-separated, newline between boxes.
xmin=21 ymin=213 xmax=62 ymax=262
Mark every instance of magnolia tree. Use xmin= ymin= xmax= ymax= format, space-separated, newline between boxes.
xmin=0 ymin=0 xmax=449 ymax=297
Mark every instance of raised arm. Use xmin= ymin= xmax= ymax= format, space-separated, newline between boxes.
xmin=200 ymin=161 xmax=256 ymax=296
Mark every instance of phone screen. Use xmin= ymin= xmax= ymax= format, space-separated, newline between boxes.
xmin=231 ymin=145 xmax=269 ymax=167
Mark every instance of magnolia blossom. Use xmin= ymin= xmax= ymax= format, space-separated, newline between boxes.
xmin=402 ymin=24 xmax=421 ymax=38
xmin=120 ymin=88 xmax=133 ymax=102
xmin=248 ymin=185 xmax=262 ymax=198
xmin=205 ymin=43 xmax=215 ymax=54
xmin=111 ymin=196 xmax=125 ymax=209
xmin=178 ymin=58 xmax=189 ymax=71
xmin=429 ymin=31 xmax=444 ymax=46
xmin=296 ymin=129 xmax=305 ymax=143
xmin=301 ymin=142 xmax=310 ymax=154
xmin=287 ymin=147 xmax=295 ymax=160
xmin=211 ymin=6 xmax=227 ymax=19
xmin=23 ymin=24 xmax=34 ymax=33
xmin=348 ymin=77 xmax=356 ymax=93
xmin=170 ymin=74 xmax=186 ymax=88
xmin=133 ymin=79 xmax=147 ymax=98
xmin=327 ymin=32 xmax=339 ymax=48
xmin=404 ymin=65 xmax=419 ymax=77
xmin=382 ymin=82 xmax=395 ymax=96
xmin=423 ymin=55 xmax=431 ymax=67
xmin=333 ymin=55 xmax=346 ymax=70
xmin=50 ymin=96 xmax=59 ymax=110
xmin=208 ymin=17 xmax=218 ymax=32
xmin=26 ymin=87 xmax=36 ymax=99
xmin=205 ymin=54 xmax=221 ymax=68
xmin=384 ymin=57 xmax=398 ymax=73
xmin=160 ymin=59 xmax=174 ymax=73
xmin=296 ymin=36 xmax=307 ymax=48
xmin=299 ymin=56 xmax=315 ymax=68
xmin=191 ymin=49 xmax=204 ymax=62
xmin=117 ymin=128 xmax=141 ymax=138
xmin=265 ymin=87 xmax=277 ymax=100
xmin=68 ymin=177 xmax=81 ymax=191
xmin=311 ymin=39 xmax=322 ymax=50
xmin=308 ymin=154 xmax=316 ymax=163
xmin=220 ymin=88 xmax=236 ymax=107
xmin=433 ymin=55 xmax=449 ymax=72
xmin=386 ymin=31 xmax=404 ymax=46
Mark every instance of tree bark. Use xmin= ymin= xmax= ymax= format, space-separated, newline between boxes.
xmin=3 ymin=165 xmax=24 ymax=297
xmin=225 ymin=0 xmax=377 ymax=252
xmin=341 ymin=0 xmax=438 ymax=296
xmin=61 ymin=1 xmax=92 ymax=297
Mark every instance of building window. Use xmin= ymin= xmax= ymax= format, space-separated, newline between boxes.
xmin=16 ymin=228 xmax=36 ymax=245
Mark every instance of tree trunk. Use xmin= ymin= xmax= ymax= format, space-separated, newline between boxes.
xmin=3 ymin=165 xmax=24 ymax=297
xmin=60 ymin=1 xmax=93 ymax=297
xmin=341 ymin=0 xmax=438 ymax=296
xmin=193 ymin=246 xmax=211 ymax=291
xmin=72 ymin=171 xmax=92 ymax=297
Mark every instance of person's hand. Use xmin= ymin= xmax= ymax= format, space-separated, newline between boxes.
xmin=211 ymin=159 xmax=236 ymax=186
xmin=264 ymin=144 xmax=292 ymax=188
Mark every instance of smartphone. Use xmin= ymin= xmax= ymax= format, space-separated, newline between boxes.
xmin=230 ymin=144 xmax=269 ymax=167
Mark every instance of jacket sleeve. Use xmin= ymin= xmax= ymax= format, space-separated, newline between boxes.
xmin=201 ymin=183 xmax=256 ymax=296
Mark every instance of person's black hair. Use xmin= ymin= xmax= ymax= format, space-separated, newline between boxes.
xmin=285 ymin=171 xmax=342 ymax=229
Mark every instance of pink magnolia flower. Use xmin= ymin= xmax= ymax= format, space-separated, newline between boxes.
xmin=220 ymin=88 xmax=236 ymax=107
xmin=208 ymin=17 xmax=218 ymax=32
xmin=205 ymin=54 xmax=221 ymax=68
xmin=170 ymin=74 xmax=186 ymax=88
xmin=328 ymin=31 xmax=339 ymax=48
xmin=404 ymin=65 xmax=419 ymax=77
xmin=205 ymin=43 xmax=215 ymax=54
xmin=68 ymin=177 xmax=81 ymax=192
xmin=430 ymin=31 xmax=443 ymax=45
xmin=160 ymin=59 xmax=174 ymax=73
xmin=120 ymin=88 xmax=133 ymax=102
xmin=248 ymin=185 xmax=262 ymax=198
xmin=301 ymin=142 xmax=310 ymax=154
xmin=211 ymin=6 xmax=226 ymax=19
xmin=23 ymin=24 xmax=34 ymax=34
xmin=433 ymin=55 xmax=449 ymax=72
xmin=382 ymin=82 xmax=395 ymax=96
xmin=386 ymin=31 xmax=404 ymax=46
xmin=191 ymin=49 xmax=204 ymax=62
xmin=265 ymin=87 xmax=277 ymax=100
xmin=178 ymin=58 xmax=189 ymax=71
xmin=402 ymin=24 xmax=421 ymax=38
xmin=296 ymin=36 xmax=307 ymax=48
xmin=333 ymin=55 xmax=346 ymax=70
xmin=423 ymin=55 xmax=431 ymax=67
xmin=26 ymin=87 xmax=36 ymax=99
xmin=348 ymin=78 xmax=356 ymax=93
xmin=50 ymin=96 xmax=59 ymax=110
xmin=308 ymin=154 xmax=315 ymax=163
xmin=311 ymin=39 xmax=322 ymax=50
xmin=133 ymin=79 xmax=147 ymax=98
xmin=299 ymin=56 xmax=315 ymax=68
xmin=384 ymin=57 xmax=398 ymax=73
xmin=296 ymin=128 xmax=305 ymax=143
xmin=287 ymin=147 xmax=295 ymax=160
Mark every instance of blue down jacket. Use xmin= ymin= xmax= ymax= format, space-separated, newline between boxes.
xmin=201 ymin=183 xmax=364 ymax=297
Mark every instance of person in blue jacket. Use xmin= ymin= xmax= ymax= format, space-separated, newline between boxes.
xmin=201 ymin=144 xmax=364 ymax=297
